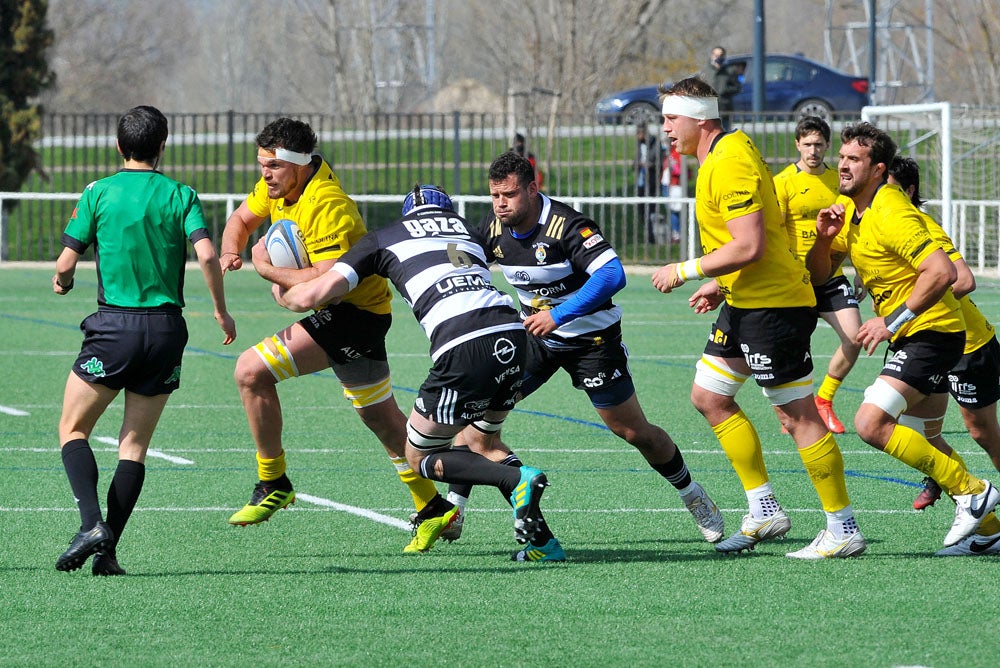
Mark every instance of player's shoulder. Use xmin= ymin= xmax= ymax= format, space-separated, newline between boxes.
xmin=774 ymin=163 xmax=798 ymax=181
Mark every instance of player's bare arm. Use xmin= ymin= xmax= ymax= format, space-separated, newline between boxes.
xmin=250 ymin=237 xmax=333 ymax=290
xmin=857 ymin=248 xmax=957 ymax=355
xmin=653 ymin=211 xmax=765 ymax=295
xmin=220 ymin=201 xmax=265 ymax=273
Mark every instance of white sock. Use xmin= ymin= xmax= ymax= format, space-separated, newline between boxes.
xmin=746 ymin=482 xmax=780 ymax=519
xmin=825 ymin=505 xmax=858 ymax=539
xmin=446 ymin=491 xmax=468 ymax=509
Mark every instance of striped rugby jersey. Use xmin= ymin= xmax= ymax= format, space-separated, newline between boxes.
xmin=479 ymin=193 xmax=621 ymax=345
xmin=332 ymin=207 xmax=521 ymax=361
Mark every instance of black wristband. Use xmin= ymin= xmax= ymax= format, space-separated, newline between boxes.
xmin=57 ymin=277 xmax=74 ymax=290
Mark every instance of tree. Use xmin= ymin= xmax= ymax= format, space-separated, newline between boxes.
xmin=0 ymin=0 xmax=54 ymax=193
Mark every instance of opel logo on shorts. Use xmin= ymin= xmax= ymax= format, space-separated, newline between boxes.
xmin=493 ymin=337 xmax=516 ymax=364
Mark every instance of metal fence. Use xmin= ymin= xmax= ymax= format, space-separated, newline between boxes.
xmin=4 ymin=108 xmax=996 ymax=266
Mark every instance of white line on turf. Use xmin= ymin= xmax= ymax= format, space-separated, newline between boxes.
xmin=0 ymin=405 xmax=29 ymax=416
xmin=93 ymin=436 xmax=195 ymax=465
xmin=0 ymin=506 xmax=925 ymax=517
xmin=294 ymin=493 xmax=411 ymax=530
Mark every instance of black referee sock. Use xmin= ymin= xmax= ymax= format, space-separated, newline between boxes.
xmin=61 ymin=438 xmax=103 ymax=530
xmin=650 ymin=448 xmax=693 ymax=491
xmin=106 ymin=459 xmax=146 ymax=548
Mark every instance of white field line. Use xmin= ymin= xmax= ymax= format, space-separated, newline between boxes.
xmin=1 ymin=445 xmax=987 ymax=458
xmin=93 ymin=436 xmax=195 ymax=465
xmin=0 ymin=505 xmax=924 ymax=518
xmin=0 ymin=405 xmax=30 ymax=416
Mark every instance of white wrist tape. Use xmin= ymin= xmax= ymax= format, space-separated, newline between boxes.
xmin=884 ymin=305 xmax=917 ymax=334
xmin=677 ymin=258 xmax=706 ymax=283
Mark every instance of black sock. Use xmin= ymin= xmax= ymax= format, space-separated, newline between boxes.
xmin=61 ymin=439 xmax=103 ymax=530
xmin=650 ymin=448 xmax=692 ymax=491
xmin=422 ymin=450 xmax=522 ymax=495
xmin=447 ymin=447 xmax=522 ymax=499
xmin=106 ymin=459 xmax=145 ymax=548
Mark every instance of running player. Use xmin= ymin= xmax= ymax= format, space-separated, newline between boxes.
xmin=807 ymin=122 xmax=1000 ymax=550
xmin=258 ymin=185 xmax=562 ymax=560
xmin=219 ymin=118 xmax=443 ymax=531
xmin=653 ymin=77 xmax=866 ymax=559
xmin=774 ymin=116 xmax=861 ymax=434
xmin=439 ymin=150 xmax=726 ymax=558
xmin=887 ymin=156 xmax=1000 ymax=556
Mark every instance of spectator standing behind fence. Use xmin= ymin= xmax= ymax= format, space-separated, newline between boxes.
xmin=660 ymin=137 xmax=683 ymax=243
xmin=704 ymin=46 xmax=741 ymax=126
xmin=53 ymin=105 xmax=237 ymax=576
xmin=634 ymin=125 xmax=660 ymax=243
xmin=512 ymin=133 xmax=544 ymax=190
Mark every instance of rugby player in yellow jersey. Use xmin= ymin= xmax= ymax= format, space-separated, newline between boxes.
xmin=652 ymin=77 xmax=866 ymax=559
xmin=807 ymin=122 xmax=1000 ymax=549
xmin=219 ymin=118 xmax=446 ymax=542
xmin=887 ymin=156 xmax=1000 ymax=555
xmin=774 ymin=116 xmax=861 ymax=434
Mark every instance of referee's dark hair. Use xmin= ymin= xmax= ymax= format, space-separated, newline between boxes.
xmin=256 ymin=117 xmax=318 ymax=154
xmin=117 ymin=106 xmax=168 ymax=163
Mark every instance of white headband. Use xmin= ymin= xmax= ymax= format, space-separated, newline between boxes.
xmin=273 ymin=148 xmax=314 ymax=165
xmin=661 ymin=95 xmax=719 ymax=121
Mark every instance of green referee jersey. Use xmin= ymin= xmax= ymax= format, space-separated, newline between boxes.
xmin=61 ymin=169 xmax=210 ymax=308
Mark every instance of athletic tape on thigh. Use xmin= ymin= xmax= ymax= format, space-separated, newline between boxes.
xmin=342 ymin=376 xmax=393 ymax=408
xmin=863 ymin=378 xmax=908 ymax=418
xmin=694 ymin=357 xmax=749 ymax=397
xmin=761 ymin=375 xmax=814 ymax=406
xmin=253 ymin=335 xmax=299 ymax=382
xmin=471 ymin=418 xmax=505 ymax=434
xmin=406 ymin=421 xmax=454 ymax=451
xmin=898 ymin=413 xmax=946 ymax=439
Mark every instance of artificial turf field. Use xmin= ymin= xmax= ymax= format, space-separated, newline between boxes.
xmin=2 ymin=264 xmax=998 ymax=668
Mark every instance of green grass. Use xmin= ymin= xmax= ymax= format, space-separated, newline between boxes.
xmin=2 ymin=265 xmax=999 ymax=667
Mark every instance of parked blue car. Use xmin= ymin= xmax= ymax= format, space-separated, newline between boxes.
xmin=595 ymin=53 xmax=871 ymax=124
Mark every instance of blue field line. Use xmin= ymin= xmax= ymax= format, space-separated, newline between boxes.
xmin=845 ymin=469 xmax=925 ymax=488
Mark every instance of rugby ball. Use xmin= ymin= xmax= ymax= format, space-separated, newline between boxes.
xmin=264 ymin=219 xmax=311 ymax=269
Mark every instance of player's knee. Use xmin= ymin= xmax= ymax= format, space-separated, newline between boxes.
xmin=854 ymin=402 xmax=897 ymax=448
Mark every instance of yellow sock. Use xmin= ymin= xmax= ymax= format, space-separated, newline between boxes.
xmin=257 ymin=450 xmax=286 ymax=482
xmin=883 ymin=425 xmax=985 ymax=496
xmin=817 ymin=374 xmax=842 ymax=402
xmin=713 ymin=410 xmax=769 ymax=491
xmin=978 ymin=512 xmax=1000 ymax=535
xmin=947 ymin=448 xmax=968 ymax=469
xmin=798 ymin=432 xmax=851 ymax=512
xmin=391 ymin=456 xmax=439 ymax=512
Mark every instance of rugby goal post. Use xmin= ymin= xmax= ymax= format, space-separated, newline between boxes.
xmin=861 ymin=102 xmax=952 ymax=234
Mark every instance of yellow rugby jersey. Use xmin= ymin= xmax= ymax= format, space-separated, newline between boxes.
xmin=695 ymin=130 xmax=815 ymax=309
xmin=774 ymin=163 xmax=844 ymax=278
xmin=828 ymin=183 xmax=963 ymax=339
xmin=921 ymin=210 xmax=993 ymax=353
xmin=247 ymin=158 xmax=392 ymax=314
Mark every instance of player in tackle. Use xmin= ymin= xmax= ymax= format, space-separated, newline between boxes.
xmin=254 ymin=184 xmax=563 ymax=560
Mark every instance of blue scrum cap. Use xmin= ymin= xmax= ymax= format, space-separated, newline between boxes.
xmin=402 ymin=184 xmax=454 ymax=215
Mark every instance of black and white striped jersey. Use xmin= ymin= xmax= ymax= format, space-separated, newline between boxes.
xmin=332 ymin=208 xmax=521 ymax=361
xmin=480 ymin=193 xmax=622 ymax=343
